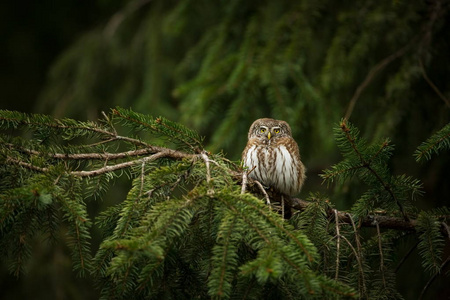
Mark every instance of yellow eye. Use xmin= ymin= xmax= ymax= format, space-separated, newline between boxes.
xmin=273 ymin=128 xmax=280 ymax=134
xmin=260 ymin=128 xmax=266 ymax=133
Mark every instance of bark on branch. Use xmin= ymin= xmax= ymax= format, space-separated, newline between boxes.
xmin=243 ymin=179 xmax=450 ymax=235
xmin=5 ymin=146 xmax=196 ymax=177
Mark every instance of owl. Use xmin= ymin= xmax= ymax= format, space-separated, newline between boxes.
xmin=242 ymin=118 xmax=306 ymax=196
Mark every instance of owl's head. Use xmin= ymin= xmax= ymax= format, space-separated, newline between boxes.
xmin=248 ymin=118 xmax=292 ymax=141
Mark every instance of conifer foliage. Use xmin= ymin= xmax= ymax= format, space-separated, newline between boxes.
xmin=1 ymin=109 xmax=449 ymax=299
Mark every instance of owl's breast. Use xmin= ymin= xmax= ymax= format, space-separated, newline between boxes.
xmin=243 ymin=144 xmax=301 ymax=195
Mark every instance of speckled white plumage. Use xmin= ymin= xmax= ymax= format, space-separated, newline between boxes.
xmin=242 ymin=118 xmax=305 ymax=196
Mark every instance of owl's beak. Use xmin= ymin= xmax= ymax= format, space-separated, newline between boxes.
xmin=267 ymin=132 xmax=271 ymax=140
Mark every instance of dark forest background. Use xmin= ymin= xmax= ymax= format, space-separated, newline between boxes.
xmin=1 ymin=0 xmax=449 ymax=299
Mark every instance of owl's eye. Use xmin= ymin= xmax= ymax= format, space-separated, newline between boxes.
xmin=260 ymin=128 xmax=266 ymax=133
xmin=273 ymin=128 xmax=280 ymax=134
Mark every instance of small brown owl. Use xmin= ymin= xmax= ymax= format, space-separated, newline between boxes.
xmin=242 ymin=118 xmax=306 ymax=196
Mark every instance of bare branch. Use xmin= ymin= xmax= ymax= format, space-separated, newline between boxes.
xmin=334 ymin=209 xmax=341 ymax=281
xmin=376 ymin=221 xmax=387 ymax=289
xmin=5 ymin=143 xmax=165 ymax=160
xmin=6 ymin=156 xmax=49 ymax=173
xmin=240 ymin=171 xmax=248 ymax=195
xmin=253 ymin=180 xmax=270 ymax=205
xmin=139 ymin=161 xmax=146 ymax=198
xmin=6 ymin=148 xmax=196 ymax=178
xmin=71 ymin=152 xmax=165 ymax=177
xmin=340 ymin=234 xmax=366 ymax=298
xmin=201 ymin=151 xmax=214 ymax=195
xmin=348 ymin=213 xmax=367 ymax=297
xmin=72 ymin=150 xmax=195 ymax=177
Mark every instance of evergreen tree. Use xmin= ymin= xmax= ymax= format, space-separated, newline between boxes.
xmin=1 ymin=0 xmax=450 ymax=299
xmin=1 ymin=109 xmax=449 ymax=299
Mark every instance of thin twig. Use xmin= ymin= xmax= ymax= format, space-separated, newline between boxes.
xmin=419 ymin=255 xmax=450 ymax=300
xmin=246 ymin=165 xmax=257 ymax=176
xmin=101 ymin=111 xmax=117 ymax=135
xmin=347 ymin=213 xmax=367 ymax=298
xmin=254 ymin=180 xmax=270 ymax=205
xmin=201 ymin=151 xmax=213 ymax=195
xmin=339 ymin=235 xmax=367 ymax=299
xmin=376 ymin=221 xmax=387 ymax=289
xmin=6 ymin=157 xmax=49 ymax=173
xmin=71 ymin=152 xmax=167 ymax=177
xmin=241 ymin=171 xmax=248 ymax=194
xmin=334 ymin=209 xmax=341 ymax=281
xmin=139 ymin=161 xmax=146 ymax=198
xmin=442 ymin=222 xmax=450 ymax=240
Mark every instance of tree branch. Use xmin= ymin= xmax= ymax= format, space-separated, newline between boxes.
xmin=5 ymin=147 xmax=196 ymax=177
xmin=5 ymin=143 xmax=167 ymax=160
xmin=290 ymin=196 xmax=417 ymax=231
xmin=0 ymin=113 xmax=150 ymax=148
xmin=241 ymin=179 xmax=450 ymax=235
xmin=4 ymin=130 xmax=448 ymax=234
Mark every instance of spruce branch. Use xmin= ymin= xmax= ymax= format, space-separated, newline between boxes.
xmin=414 ymin=122 xmax=450 ymax=162
xmin=289 ymin=196 xmax=412 ymax=231
xmin=419 ymin=255 xmax=450 ymax=300
xmin=0 ymin=110 xmax=150 ymax=148
xmin=111 ymin=108 xmax=203 ymax=153
xmin=341 ymin=120 xmax=410 ymax=222
xmin=224 ymin=197 xmax=313 ymax=293
xmin=238 ymin=193 xmax=316 ymax=263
